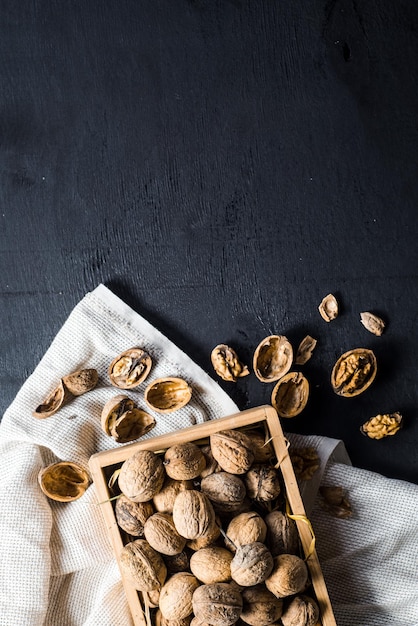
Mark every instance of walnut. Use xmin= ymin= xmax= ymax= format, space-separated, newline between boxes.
xmin=240 ymin=584 xmax=284 ymax=626
xmin=360 ymin=412 xmax=403 ymax=439
xmin=192 ymin=582 xmax=243 ymax=626
xmin=264 ymin=511 xmax=300 ymax=556
xmin=210 ymin=344 xmax=250 ymax=382
xmin=172 ymin=490 xmax=216 ymax=539
xmin=318 ymin=294 xmax=338 ymax=322
xmin=295 ymin=336 xmax=317 ymax=366
xmin=115 ymin=494 xmax=154 ymax=536
xmin=244 ymin=465 xmax=281 ymax=501
xmin=164 ymin=443 xmax=206 ymax=480
xmin=145 ymin=377 xmax=192 ymax=413
xmin=271 ymin=372 xmax=310 ymax=418
xmin=108 ymin=347 xmax=152 ymax=389
xmin=199 ymin=445 xmax=222 ymax=478
xmin=265 ymin=554 xmax=308 ymax=598
xmin=230 ymin=542 xmax=274 ymax=586
xmin=119 ymin=539 xmax=167 ymax=591
xmin=331 ymin=348 xmax=377 ymax=397
xmin=253 ymin=335 xmax=293 ymax=383
xmin=144 ymin=512 xmax=187 ymax=556
xmin=33 ymin=368 xmax=98 ymax=419
xmin=319 ymin=486 xmax=352 ymax=518
xmin=244 ymin=429 xmax=275 ymax=463
xmin=225 ymin=511 xmax=267 ymax=552
xmin=187 ymin=519 xmax=221 ymax=551
xmin=144 ymin=588 xmax=160 ymax=609
xmin=360 ymin=311 xmax=385 ymax=336
xmin=289 ymin=447 xmax=320 ymax=481
xmin=153 ymin=477 xmax=194 ymax=514
xmin=210 ymin=430 xmax=254 ymax=474
xmin=118 ymin=450 xmax=165 ymax=502
xmin=155 ymin=609 xmax=192 ymax=625
xmin=101 ymin=395 xmax=155 ymax=443
xmin=200 ymin=472 xmax=246 ymax=513
xmin=281 ymin=594 xmax=320 ymax=626
xmin=164 ymin=550 xmax=190 ymax=575
xmin=38 ymin=461 xmax=90 ymax=502
xmin=159 ymin=572 xmax=200 ymax=620
xmin=190 ymin=546 xmax=233 ymax=584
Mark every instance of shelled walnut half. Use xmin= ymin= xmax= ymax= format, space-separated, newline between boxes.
xmin=211 ymin=344 xmax=249 ymax=382
xmin=360 ymin=412 xmax=403 ymax=439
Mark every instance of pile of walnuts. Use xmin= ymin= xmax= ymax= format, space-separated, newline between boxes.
xmin=113 ymin=427 xmax=320 ymax=626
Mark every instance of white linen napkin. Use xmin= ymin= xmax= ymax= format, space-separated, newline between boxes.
xmin=0 ymin=285 xmax=417 ymax=626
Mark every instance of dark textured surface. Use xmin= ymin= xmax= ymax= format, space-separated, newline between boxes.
xmin=1 ymin=0 xmax=417 ymax=483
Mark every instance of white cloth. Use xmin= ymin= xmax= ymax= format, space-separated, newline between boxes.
xmin=0 ymin=285 xmax=417 ymax=626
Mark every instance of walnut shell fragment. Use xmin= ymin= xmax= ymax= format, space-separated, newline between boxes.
xmin=61 ymin=368 xmax=99 ymax=395
xmin=295 ymin=336 xmax=317 ymax=366
xmin=271 ymin=372 xmax=309 ymax=418
xmin=33 ymin=379 xmax=73 ymax=418
xmin=319 ymin=486 xmax=352 ymax=518
xmin=281 ymin=594 xmax=319 ymax=626
xmin=253 ymin=335 xmax=293 ymax=383
xmin=145 ymin=377 xmax=192 ymax=413
xmin=360 ymin=311 xmax=385 ymax=336
xmin=38 ymin=461 xmax=90 ymax=502
xmin=192 ymin=582 xmax=243 ymax=626
xmin=318 ymin=294 xmax=339 ymax=322
xmin=331 ymin=348 xmax=377 ymax=397
xmin=289 ymin=447 xmax=320 ymax=481
xmin=211 ymin=344 xmax=250 ymax=382
xmin=360 ymin=412 xmax=403 ymax=440
xmin=210 ymin=429 xmax=255 ymax=474
xmin=119 ymin=539 xmax=167 ymax=591
xmin=108 ymin=347 xmax=152 ymax=389
xmin=118 ymin=450 xmax=165 ymax=502
xmin=101 ymin=394 xmax=155 ymax=443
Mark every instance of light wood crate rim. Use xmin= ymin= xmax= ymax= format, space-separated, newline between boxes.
xmin=88 ymin=404 xmax=337 ymax=626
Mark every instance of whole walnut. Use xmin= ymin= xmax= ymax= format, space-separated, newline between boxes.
xmin=225 ymin=511 xmax=267 ymax=552
xmin=199 ymin=445 xmax=221 ymax=478
xmin=244 ymin=429 xmax=275 ymax=463
xmin=230 ymin=542 xmax=274 ymax=586
xmin=159 ymin=572 xmax=200 ymax=621
xmin=155 ymin=609 xmax=192 ymax=625
xmin=281 ymin=594 xmax=320 ymax=626
xmin=187 ymin=519 xmax=221 ymax=551
xmin=119 ymin=539 xmax=166 ymax=591
xmin=164 ymin=550 xmax=190 ymax=575
xmin=119 ymin=450 xmax=165 ymax=502
xmin=264 ymin=510 xmax=299 ymax=556
xmin=210 ymin=430 xmax=255 ymax=474
xmin=200 ymin=472 xmax=246 ymax=513
xmin=244 ymin=464 xmax=281 ymax=501
xmin=144 ymin=512 xmax=187 ymax=556
xmin=153 ymin=477 xmax=194 ymax=514
xmin=190 ymin=546 xmax=233 ymax=584
xmin=265 ymin=554 xmax=308 ymax=598
xmin=173 ymin=490 xmax=216 ymax=540
xmin=240 ymin=584 xmax=284 ymax=626
xmin=192 ymin=582 xmax=243 ymax=626
xmin=164 ymin=443 xmax=206 ymax=480
xmin=115 ymin=495 xmax=154 ymax=536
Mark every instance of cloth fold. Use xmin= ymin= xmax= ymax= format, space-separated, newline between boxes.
xmin=0 ymin=285 xmax=417 ymax=626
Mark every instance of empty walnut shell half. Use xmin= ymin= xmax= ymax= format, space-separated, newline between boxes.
xmin=108 ymin=347 xmax=152 ymax=389
xmin=101 ymin=394 xmax=156 ymax=443
xmin=33 ymin=379 xmax=73 ymax=418
xmin=211 ymin=344 xmax=250 ymax=382
xmin=331 ymin=348 xmax=377 ymax=397
xmin=318 ymin=293 xmax=339 ymax=322
xmin=271 ymin=371 xmax=309 ymax=418
xmin=33 ymin=368 xmax=99 ymax=419
xmin=360 ymin=311 xmax=385 ymax=336
xmin=145 ymin=377 xmax=192 ymax=413
xmin=295 ymin=335 xmax=317 ymax=365
xmin=253 ymin=335 xmax=293 ymax=383
xmin=38 ymin=461 xmax=90 ymax=502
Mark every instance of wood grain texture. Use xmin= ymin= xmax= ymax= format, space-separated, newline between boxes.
xmin=1 ymin=0 xmax=417 ymax=482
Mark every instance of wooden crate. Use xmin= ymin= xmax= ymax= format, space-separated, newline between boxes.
xmin=89 ymin=405 xmax=337 ymax=626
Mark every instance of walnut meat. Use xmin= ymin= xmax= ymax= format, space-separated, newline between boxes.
xmin=115 ymin=495 xmax=154 ymax=536
xmin=244 ymin=465 xmax=281 ymax=501
xmin=144 ymin=512 xmax=187 ymax=556
xmin=265 ymin=554 xmax=308 ymax=598
xmin=172 ymin=490 xmax=216 ymax=540
xmin=118 ymin=450 xmax=165 ymax=502
xmin=119 ymin=539 xmax=167 ymax=591
xmin=271 ymin=372 xmax=309 ymax=418
xmin=159 ymin=572 xmax=200 ymax=620
xmin=192 ymin=583 xmax=243 ymax=626
xmin=164 ymin=443 xmax=206 ymax=480
xmin=240 ymin=584 xmax=283 ymax=626
xmin=281 ymin=594 xmax=320 ymax=626
xmin=331 ymin=348 xmax=377 ymax=397
xmin=108 ymin=348 xmax=152 ymax=389
xmin=360 ymin=412 xmax=403 ymax=439
xmin=190 ymin=546 xmax=233 ymax=584
xmin=253 ymin=335 xmax=293 ymax=383
xmin=200 ymin=472 xmax=246 ymax=513
xmin=210 ymin=344 xmax=250 ymax=382
xmin=225 ymin=511 xmax=267 ymax=552
xmin=230 ymin=542 xmax=274 ymax=586
xmin=210 ymin=430 xmax=254 ymax=474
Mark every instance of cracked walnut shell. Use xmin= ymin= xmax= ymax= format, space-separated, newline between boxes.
xmin=318 ymin=294 xmax=338 ymax=322
xmin=145 ymin=377 xmax=192 ymax=413
xmin=295 ymin=335 xmax=317 ymax=366
xmin=360 ymin=311 xmax=385 ymax=336
xmin=271 ymin=372 xmax=309 ymax=418
xmin=211 ymin=344 xmax=250 ymax=382
xmin=33 ymin=368 xmax=98 ymax=418
xmin=108 ymin=348 xmax=152 ymax=389
xmin=101 ymin=395 xmax=155 ymax=443
xmin=331 ymin=348 xmax=377 ymax=397
xmin=253 ymin=335 xmax=293 ymax=383
xmin=38 ymin=461 xmax=90 ymax=502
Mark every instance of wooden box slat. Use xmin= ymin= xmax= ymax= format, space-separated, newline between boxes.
xmin=89 ymin=404 xmax=337 ymax=626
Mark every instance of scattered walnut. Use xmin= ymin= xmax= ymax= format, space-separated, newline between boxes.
xmin=108 ymin=348 xmax=152 ymax=389
xmin=295 ymin=335 xmax=317 ymax=366
xmin=192 ymin=582 xmax=243 ymax=626
xmin=244 ymin=465 xmax=281 ymax=501
xmin=271 ymin=372 xmax=309 ymax=418
xmin=281 ymin=594 xmax=320 ymax=626
xmin=253 ymin=335 xmax=293 ymax=383
xmin=265 ymin=554 xmax=308 ymax=599
xmin=331 ymin=348 xmax=377 ymax=397
xmin=240 ymin=584 xmax=283 ymax=626
xmin=289 ymin=447 xmax=320 ymax=481
xmin=115 ymin=495 xmax=154 ymax=536
xmin=360 ymin=311 xmax=385 ymax=336
xmin=118 ymin=450 xmax=165 ymax=502
xmin=159 ymin=572 xmax=200 ymax=620
xmin=318 ymin=294 xmax=339 ymax=322
xmin=61 ymin=368 xmax=99 ymax=395
xmin=319 ymin=486 xmax=352 ymax=518
xmin=230 ymin=542 xmax=274 ymax=586
xmin=164 ymin=442 xmax=206 ymax=480
xmin=33 ymin=368 xmax=98 ymax=418
xmin=33 ymin=379 xmax=73 ymax=418
xmin=210 ymin=429 xmax=254 ymax=474
xmin=119 ymin=539 xmax=167 ymax=591
xmin=211 ymin=344 xmax=250 ymax=382
xmin=360 ymin=412 xmax=403 ymax=439
xmin=38 ymin=461 xmax=90 ymax=502
xmin=145 ymin=377 xmax=192 ymax=413
xmin=190 ymin=546 xmax=233 ymax=584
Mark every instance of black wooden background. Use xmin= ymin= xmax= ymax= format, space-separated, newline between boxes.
xmin=1 ymin=0 xmax=417 ymax=483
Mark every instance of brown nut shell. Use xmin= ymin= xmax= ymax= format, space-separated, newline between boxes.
xmin=271 ymin=372 xmax=309 ymax=418
xmin=240 ymin=584 xmax=284 ymax=626
xmin=172 ymin=490 xmax=216 ymax=540
xmin=145 ymin=377 xmax=192 ymax=413
xmin=225 ymin=512 xmax=267 ymax=552
xmin=33 ymin=379 xmax=73 ymax=418
xmin=115 ymin=495 xmax=154 ymax=536
xmin=119 ymin=450 xmax=165 ymax=502
xmin=265 ymin=554 xmax=309 ymax=598
xmin=318 ymin=293 xmax=339 ymax=322
xmin=119 ymin=539 xmax=167 ymax=591
xmin=253 ymin=335 xmax=293 ymax=383
xmin=244 ymin=465 xmax=281 ymax=501
xmin=192 ymin=582 xmax=243 ymax=626
xmin=295 ymin=336 xmax=317 ymax=365
xmin=211 ymin=344 xmax=250 ymax=382
xmin=264 ymin=511 xmax=300 ymax=557
xmin=61 ymin=368 xmax=99 ymax=396
xmin=144 ymin=512 xmax=187 ymax=556
xmin=164 ymin=443 xmax=206 ymax=480
xmin=210 ymin=429 xmax=254 ymax=474
xmin=38 ymin=461 xmax=90 ymax=502
xmin=153 ymin=477 xmax=194 ymax=514
xmin=100 ymin=395 xmax=136 ymax=435
xmin=331 ymin=348 xmax=377 ymax=397
xmin=190 ymin=547 xmax=233 ymax=584
xmin=360 ymin=311 xmax=385 ymax=336
xmin=108 ymin=347 xmax=152 ymax=389
xmin=200 ymin=472 xmax=246 ymax=513
xmin=111 ymin=408 xmax=156 ymax=443
xmin=230 ymin=542 xmax=274 ymax=586
xmin=159 ymin=572 xmax=200 ymax=620
xmin=281 ymin=594 xmax=319 ymax=626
